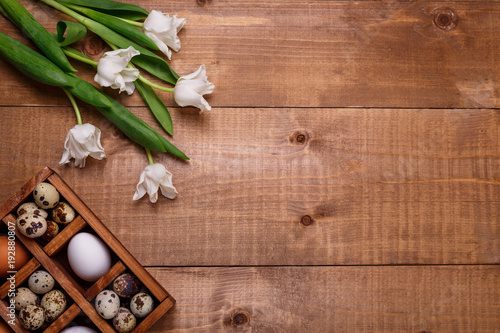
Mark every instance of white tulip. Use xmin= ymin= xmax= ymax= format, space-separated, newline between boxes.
xmin=173 ymin=64 xmax=214 ymax=113
xmin=143 ymin=10 xmax=186 ymax=60
xmin=133 ymin=163 xmax=177 ymax=203
xmin=94 ymin=46 xmax=140 ymax=95
xmin=59 ymin=124 xmax=105 ymax=168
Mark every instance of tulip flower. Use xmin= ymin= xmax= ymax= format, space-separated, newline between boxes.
xmin=94 ymin=46 xmax=140 ymax=95
xmin=174 ymin=65 xmax=215 ymax=113
xmin=133 ymin=162 xmax=177 ymax=203
xmin=59 ymin=123 xmax=106 ymax=168
xmin=143 ymin=10 xmax=186 ymax=60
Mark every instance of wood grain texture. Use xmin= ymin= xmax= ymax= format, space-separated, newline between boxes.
xmin=0 ymin=106 xmax=498 ymax=266
xmin=0 ymin=0 xmax=499 ymax=108
xmin=147 ymin=266 xmax=500 ymax=332
xmin=0 ymin=0 xmax=499 ymax=330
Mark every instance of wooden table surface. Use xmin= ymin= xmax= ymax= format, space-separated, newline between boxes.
xmin=0 ymin=0 xmax=499 ymax=331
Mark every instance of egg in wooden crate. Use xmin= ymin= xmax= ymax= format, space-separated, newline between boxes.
xmin=0 ymin=167 xmax=175 ymax=332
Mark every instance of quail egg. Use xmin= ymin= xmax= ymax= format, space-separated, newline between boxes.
xmin=16 ymin=213 xmax=47 ymax=238
xmin=130 ymin=292 xmax=154 ymax=318
xmin=51 ymin=202 xmax=76 ymax=224
xmin=112 ymin=307 xmax=137 ymax=333
xmin=41 ymin=289 xmax=67 ymax=322
xmin=39 ymin=221 xmax=60 ymax=244
xmin=33 ymin=182 xmax=60 ymax=209
xmin=28 ymin=270 xmax=55 ymax=294
xmin=95 ymin=290 xmax=120 ymax=319
xmin=11 ymin=287 xmax=40 ymax=311
xmin=17 ymin=202 xmax=48 ymax=219
xmin=113 ymin=273 xmax=141 ymax=298
xmin=19 ymin=304 xmax=45 ymax=331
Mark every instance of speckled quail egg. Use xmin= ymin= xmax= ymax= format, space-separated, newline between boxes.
xmin=28 ymin=270 xmax=55 ymax=294
xmin=33 ymin=182 xmax=60 ymax=209
xmin=113 ymin=273 xmax=141 ymax=298
xmin=16 ymin=213 xmax=47 ymax=238
xmin=41 ymin=289 xmax=67 ymax=322
xmin=130 ymin=292 xmax=154 ymax=318
xmin=17 ymin=202 xmax=48 ymax=219
xmin=11 ymin=287 xmax=40 ymax=311
xmin=112 ymin=307 xmax=137 ymax=333
xmin=95 ymin=290 xmax=120 ymax=319
xmin=39 ymin=221 xmax=60 ymax=244
xmin=19 ymin=304 xmax=45 ymax=331
xmin=51 ymin=202 xmax=76 ymax=224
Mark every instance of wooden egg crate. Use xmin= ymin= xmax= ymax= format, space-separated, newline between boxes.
xmin=0 ymin=167 xmax=175 ymax=332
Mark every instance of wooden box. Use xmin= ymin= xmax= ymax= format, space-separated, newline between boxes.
xmin=0 ymin=167 xmax=175 ymax=332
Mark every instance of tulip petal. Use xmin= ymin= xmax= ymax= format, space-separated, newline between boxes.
xmin=173 ymin=65 xmax=214 ymax=113
xmin=94 ymin=46 xmax=140 ymax=94
xmin=144 ymin=10 xmax=185 ymax=60
xmin=133 ymin=163 xmax=177 ymax=203
xmin=59 ymin=123 xmax=106 ymax=168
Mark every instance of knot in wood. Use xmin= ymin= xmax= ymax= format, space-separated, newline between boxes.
xmin=301 ymin=215 xmax=313 ymax=226
xmin=433 ymin=8 xmax=458 ymax=30
xmin=290 ymin=130 xmax=309 ymax=145
xmin=82 ymin=35 xmax=107 ymax=56
xmin=232 ymin=312 xmax=249 ymax=326
xmin=196 ymin=0 xmax=211 ymax=6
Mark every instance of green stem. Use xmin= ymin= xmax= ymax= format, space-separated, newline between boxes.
xmin=63 ymin=88 xmax=82 ymax=125
xmin=65 ymin=3 xmax=145 ymax=28
xmin=62 ymin=48 xmax=98 ymax=67
xmin=105 ymin=39 xmax=119 ymax=51
xmin=145 ymin=148 xmax=154 ymax=165
xmin=137 ymin=75 xmax=174 ymax=93
xmin=40 ymin=0 xmax=88 ymax=24
xmin=117 ymin=17 xmax=144 ymax=27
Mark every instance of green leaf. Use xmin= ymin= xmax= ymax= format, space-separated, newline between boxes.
xmin=131 ymin=55 xmax=179 ymax=84
xmin=56 ymin=0 xmax=148 ymax=20
xmin=0 ymin=4 xmax=10 ymax=20
xmin=3 ymin=0 xmax=76 ymax=72
xmin=135 ymin=79 xmax=173 ymax=136
xmin=66 ymin=4 xmax=158 ymax=50
xmin=0 ymin=0 xmax=77 ymax=72
xmin=57 ymin=20 xmax=87 ymax=46
xmin=61 ymin=46 xmax=96 ymax=67
xmin=65 ymin=74 xmax=112 ymax=108
xmin=97 ymin=96 xmax=188 ymax=159
xmin=0 ymin=31 xmax=71 ymax=87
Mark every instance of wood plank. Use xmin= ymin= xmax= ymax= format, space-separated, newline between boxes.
xmin=0 ymin=258 xmax=40 ymax=300
xmin=0 ymin=0 xmax=499 ymax=108
xmin=0 ymin=166 xmax=52 ymax=221
xmin=146 ymin=266 xmax=500 ymax=332
xmin=43 ymin=215 xmax=87 ymax=257
xmin=44 ymin=303 xmax=82 ymax=333
xmin=0 ymin=106 xmax=498 ymax=266
xmin=0 ymin=300 xmax=27 ymax=333
xmin=84 ymin=261 xmax=126 ymax=301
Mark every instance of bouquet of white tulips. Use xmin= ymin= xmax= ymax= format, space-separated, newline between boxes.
xmin=0 ymin=0 xmax=215 ymax=202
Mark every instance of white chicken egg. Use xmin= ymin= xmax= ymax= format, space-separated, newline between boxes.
xmin=67 ymin=232 xmax=112 ymax=282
